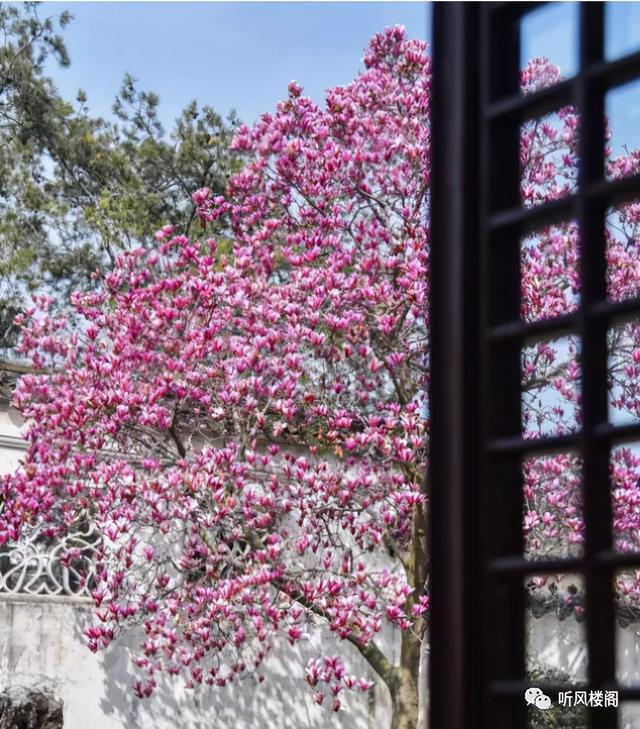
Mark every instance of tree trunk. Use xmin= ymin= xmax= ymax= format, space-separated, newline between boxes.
xmin=388 ymin=627 xmax=422 ymax=729
xmin=389 ymin=667 xmax=419 ymax=729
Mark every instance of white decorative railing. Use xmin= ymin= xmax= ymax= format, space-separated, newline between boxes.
xmin=0 ymin=522 xmax=99 ymax=597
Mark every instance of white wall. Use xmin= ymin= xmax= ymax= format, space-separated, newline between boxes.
xmin=0 ymin=595 xmax=392 ymax=729
xmin=528 ymin=608 xmax=640 ymax=727
xmin=0 ymin=400 xmax=26 ymax=475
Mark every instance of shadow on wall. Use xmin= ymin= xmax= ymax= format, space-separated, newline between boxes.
xmin=80 ymin=605 xmax=392 ymax=729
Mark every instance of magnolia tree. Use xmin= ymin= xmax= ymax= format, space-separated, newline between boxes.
xmin=2 ymin=27 xmax=640 ymax=729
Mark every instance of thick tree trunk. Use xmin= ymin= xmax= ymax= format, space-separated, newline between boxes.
xmin=356 ymin=502 xmax=428 ymax=729
xmin=389 ymin=667 xmax=420 ymax=729
xmin=388 ymin=626 xmax=422 ymax=729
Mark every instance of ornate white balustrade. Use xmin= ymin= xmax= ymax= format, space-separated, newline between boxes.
xmin=0 ymin=522 xmax=99 ymax=598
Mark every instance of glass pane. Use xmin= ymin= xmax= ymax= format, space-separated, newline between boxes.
xmin=525 ymin=574 xmax=588 ymax=691
xmin=527 ymin=694 xmax=588 ymax=728
xmin=523 ymin=453 xmax=583 ymax=560
xmin=620 ymin=701 xmax=640 ymax=728
xmin=521 ymin=221 xmax=580 ymax=323
xmin=611 ymin=443 xmax=640 ymax=554
xmin=520 ymin=3 xmax=579 ymax=90
xmin=608 ymin=319 xmax=640 ymax=426
xmin=521 ymin=108 xmax=579 ymax=207
xmin=615 ymin=569 xmax=640 ymax=687
xmin=606 ymin=80 xmax=640 ymax=181
xmin=522 ymin=334 xmax=581 ymax=438
xmin=606 ymin=2 xmax=640 ymax=61
xmin=607 ymin=202 xmax=640 ymax=302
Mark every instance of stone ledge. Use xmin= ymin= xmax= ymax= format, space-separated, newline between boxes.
xmin=0 ymin=592 xmax=92 ymax=606
xmin=0 ymin=433 xmax=26 ymax=451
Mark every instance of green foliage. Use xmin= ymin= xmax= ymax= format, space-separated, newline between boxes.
xmin=0 ymin=3 xmax=240 ymax=354
xmin=0 ymin=2 xmax=72 ymax=350
xmin=527 ymin=666 xmax=587 ymax=729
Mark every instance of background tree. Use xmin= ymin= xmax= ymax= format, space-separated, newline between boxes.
xmin=3 ymin=27 xmax=640 ymax=729
xmin=0 ymin=1 xmax=72 ymax=351
xmin=0 ymin=2 xmax=239 ymax=361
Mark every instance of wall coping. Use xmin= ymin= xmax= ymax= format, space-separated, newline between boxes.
xmin=0 ymin=593 xmax=92 ymax=606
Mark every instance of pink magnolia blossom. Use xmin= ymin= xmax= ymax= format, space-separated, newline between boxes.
xmin=2 ymin=28 xmax=640 ymax=725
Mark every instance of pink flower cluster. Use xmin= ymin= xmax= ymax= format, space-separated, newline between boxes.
xmin=305 ymin=655 xmax=373 ymax=712
xmin=1 ymin=27 xmax=429 ymax=702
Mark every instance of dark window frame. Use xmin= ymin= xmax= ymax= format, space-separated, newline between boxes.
xmin=428 ymin=4 xmax=640 ymax=728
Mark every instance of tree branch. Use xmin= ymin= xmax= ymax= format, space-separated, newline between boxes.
xmin=274 ymin=578 xmax=397 ymax=689
xmin=236 ymin=528 xmax=397 ymax=686
xmin=0 ymin=358 xmax=47 ymax=375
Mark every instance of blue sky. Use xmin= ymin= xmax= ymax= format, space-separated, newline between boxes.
xmin=520 ymin=2 xmax=579 ymax=79
xmin=520 ymin=2 xmax=640 ymax=158
xmin=44 ymin=2 xmax=429 ymax=127
xmin=41 ymin=2 xmax=640 ymax=156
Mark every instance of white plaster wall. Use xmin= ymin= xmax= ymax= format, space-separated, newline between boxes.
xmin=617 ymin=623 xmax=640 ymax=729
xmin=527 ymin=613 xmax=588 ymax=683
xmin=0 ymin=595 xmax=393 ymax=729
xmin=528 ymin=612 xmax=640 ymax=728
xmin=0 ymin=401 xmax=26 ymax=476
